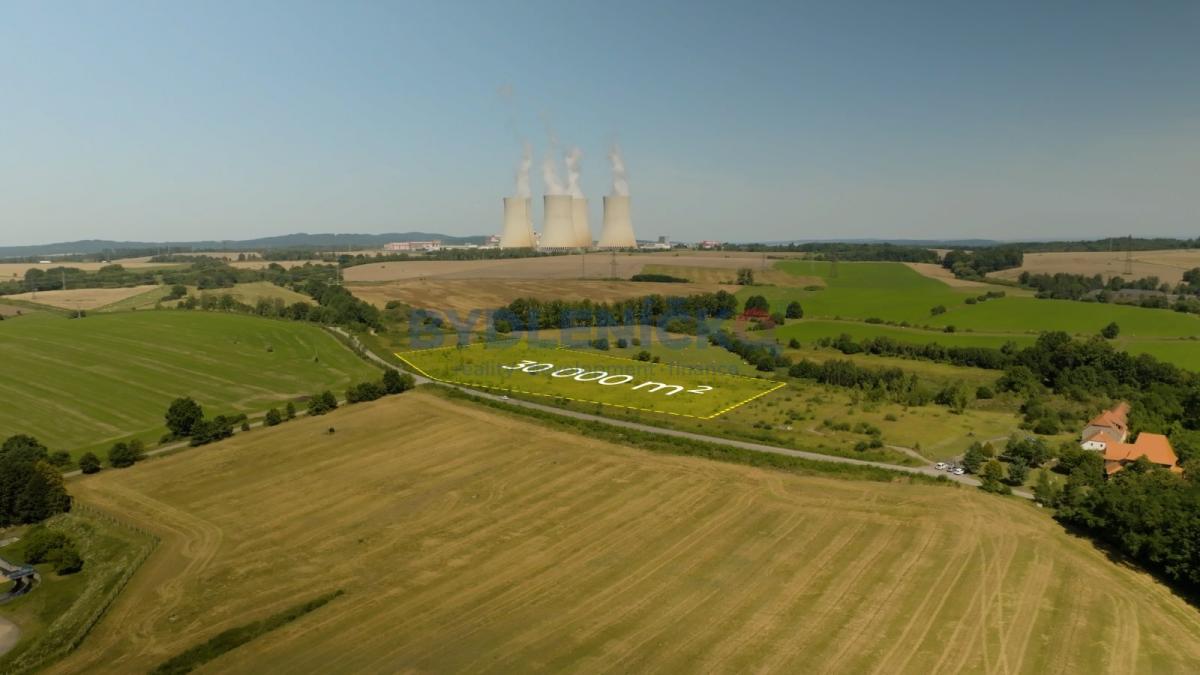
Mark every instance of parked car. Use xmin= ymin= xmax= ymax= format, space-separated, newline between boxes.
xmin=953 ymin=467 xmax=965 ymax=476
xmin=934 ymin=462 xmax=947 ymax=470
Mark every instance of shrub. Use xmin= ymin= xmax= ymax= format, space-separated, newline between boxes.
xmin=589 ymin=338 xmax=610 ymax=351
xmin=78 ymin=452 xmax=102 ymax=474
xmin=635 ymin=350 xmax=651 ymax=362
xmin=285 ymin=402 xmax=296 ymax=419
xmin=382 ymin=369 xmax=414 ymax=394
xmin=930 ymin=305 xmax=947 ymax=316
xmin=975 ymin=386 xmax=994 ymax=400
xmin=1101 ymin=322 xmax=1120 ymax=339
xmin=785 ymin=301 xmax=804 ymax=319
xmin=264 ymin=408 xmax=282 ymax=427
xmin=616 ymin=338 xmax=629 ymax=348
xmin=307 ymin=391 xmax=338 ymax=416
xmin=108 ymin=441 xmax=143 ymax=468
xmin=788 ymin=338 xmax=800 ymax=349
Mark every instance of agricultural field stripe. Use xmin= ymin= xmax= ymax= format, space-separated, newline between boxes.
xmin=394 ymin=343 xmax=785 ymax=419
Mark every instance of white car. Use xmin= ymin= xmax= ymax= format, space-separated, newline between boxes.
xmin=953 ymin=467 xmax=966 ymax=476
xmin=934 ymin=462 xmax=948 ymax=470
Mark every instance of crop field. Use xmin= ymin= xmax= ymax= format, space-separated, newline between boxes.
xmin=193 ymin=281 xmax=312 ymax=306
xmin=347 ymin=279 xmax=722 ymax=315
xmin=0 ymin=285 xmax=162 ymax=311
xmin=0 ymin=311 xmax=378 ymax=455
xmin=989 ymin=249 xmax=1200 ymax=285
xmin=50 ymin=393 xmax=1200 ymax=673
xmin=396 ymin=339 xmax=783 ymax=419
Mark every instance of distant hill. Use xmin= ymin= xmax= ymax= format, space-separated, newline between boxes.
xmin=0 ymin=232 xmax=488 ymax=259
xmin=755 ymin=238 xmax=1004 ymax=248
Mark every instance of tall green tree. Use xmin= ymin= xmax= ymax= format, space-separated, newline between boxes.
xmin=165 ymin=397 xmax=204 ymax=437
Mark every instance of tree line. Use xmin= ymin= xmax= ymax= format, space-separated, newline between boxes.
xmin=497 ymin=291 xmax=740 ymax=332
xmin=941 ymin=247 xmax=1024 ymax=279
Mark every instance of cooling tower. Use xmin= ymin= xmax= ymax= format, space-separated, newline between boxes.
xmin=540 ymin=195 xmax=578 ymax=249
xmin=572 ymin=197 xmax=591 ymax=248
xmin=499 ymin=197 xmax=536 ymax=248
xmin=597 ymin=195 xmax=636 ymax=248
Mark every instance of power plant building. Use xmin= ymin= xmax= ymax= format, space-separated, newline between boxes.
xmin=571 ymin=197 xmax=591 ymax=247
xmin=597 ymin=195 xmax=636 ymax=248
xmin=539 ymin=195 xmax=579 ymax=250
xmin=499 ymin=197 xmax=536 ymax=248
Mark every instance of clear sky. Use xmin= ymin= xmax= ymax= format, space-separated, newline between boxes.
xmin=2 ymin=1 xmax=1197 ymax=245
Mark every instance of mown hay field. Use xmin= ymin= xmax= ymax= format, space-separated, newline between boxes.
xmin=398 ymin=339 xmax=783 ymax=419
xmin=52 ymin=393 xmax=1200 ymax=673
xmin=0 ymin=311 xmax=378 ymax=455
xmin=1 ymin=285 xmax=162 ymax=310
xmin=347 ymin=278 xmax=722 ymax=315
xmin=989 ymin=249 xmax=1200 ymax=286
xmin=342 ymin=251 xmax=803 ymax=283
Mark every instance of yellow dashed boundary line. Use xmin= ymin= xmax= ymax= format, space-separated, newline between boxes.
xmin=394 ymin=342 xmax=786 ymax=420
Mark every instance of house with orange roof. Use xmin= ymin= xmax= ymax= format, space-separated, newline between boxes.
xmin=1080 ymin=401 xmax=1130 ymax=450
xmin=1101 ymin=432 xmax=1184 ymax=476
xmin=1077 ymin=402 xmax=1182 ymax=476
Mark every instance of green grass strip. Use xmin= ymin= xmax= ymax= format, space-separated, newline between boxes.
xmin=430 ymin=385 xmax=952 ymax=487
xmin=151 ymin=590 xmax=344 ymax=675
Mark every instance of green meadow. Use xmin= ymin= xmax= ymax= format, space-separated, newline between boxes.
xmin=0 ymin=310 xmax=379 ymax=456
xmin=742 ymin=261 xmax=1200 ymax=369
xmin=397 ymin=339 xmax=784 ymax=419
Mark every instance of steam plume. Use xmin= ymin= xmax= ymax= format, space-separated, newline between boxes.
xmin=542 ymin=128 xmax=565 ymax=195
xmin=515 ymin=142 xmax=532 ymax=198
xmin=565 ymin=147 xmax=584 ymax=198
xmin=608 ymin=144 xmax=629 ymax=196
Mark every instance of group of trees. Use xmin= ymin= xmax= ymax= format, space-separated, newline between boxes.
xmin=1053 ymin=459 xmax=1200 ymax=595
xmin=788 ymin=359 xmax=940 ymax=407
xmin=498 ymin=291 xmax=740 ymax=332
xmin=941 ymin=247 xmax=1024 ymax=279
xmin=708 ymin=329 xmax=790 ymax=372
xmin=717 ymin=242 xmax=939 ymax=263
xmin=1018 ymin=271 xmax=1168 ymax=300
xmin=345 ymin=369 xmax=416 ymax=404
xmin=0 ymin=435 xmax=71 ymax=527
xmin=630 ymin=273 xmax=689 ymax=283
xmin=176 ymin=272 xmax=383 ymax=331
xmin=817 ymin=333 xmax=1018 ymax=370
xmin=22 ymin=526 xmax=83 ymax=575
xmin=162 ymin=397 xmax=244 ymax=448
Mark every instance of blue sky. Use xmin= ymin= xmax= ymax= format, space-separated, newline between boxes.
xmin=2 ymin=1 xmax=1197 ymax=245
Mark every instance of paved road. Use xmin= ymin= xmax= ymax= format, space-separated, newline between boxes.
xmin=332 ymin=329 xmax=1034 ymax=499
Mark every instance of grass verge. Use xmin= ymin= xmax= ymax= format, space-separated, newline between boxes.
xmin=0 ymin=507 xmax=158 ymax=674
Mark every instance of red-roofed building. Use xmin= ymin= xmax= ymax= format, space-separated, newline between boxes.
xmin=1101 ymin=432 xmax=1183 ymax=476
xmin=1080 ymin=402 xmax=1130 ymax=449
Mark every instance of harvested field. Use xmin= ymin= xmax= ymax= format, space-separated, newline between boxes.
xmin=0 ymin=260 xmax=177 ymax=280
xmin=989 ymin=249 xmax=1200 ymax=285
xmin=347 ymin=279 xmax=723 ymax=314
xmin=343 ymin=252 xmax=802 ymax=283
xmin=0 ymin=285 xmax=161 ymax=310
xmin=53 ymin=393 xmax=1200 ymax=673
xmin=0 ymin=304 xmax=23 ymax=317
